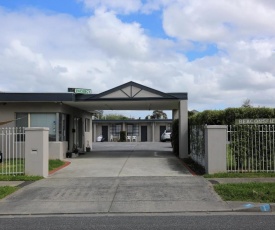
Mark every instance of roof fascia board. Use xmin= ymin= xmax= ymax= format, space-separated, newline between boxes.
xmin=0 ymin=93 xmax=74 ymax=102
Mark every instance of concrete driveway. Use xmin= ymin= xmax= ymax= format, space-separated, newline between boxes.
xmin=0 ymin=142 xmax=230 ymax=214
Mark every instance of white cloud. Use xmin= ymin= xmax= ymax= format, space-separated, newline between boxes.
xmin=85 ymin=9 xmax=150 ymax=59
xmin=79 ymin=0 xmax=142 ymax=14
xmin=0 ymin=1 xmax=275 ymax=114
xmin=162 ymin=0 xmax=275 ymax=42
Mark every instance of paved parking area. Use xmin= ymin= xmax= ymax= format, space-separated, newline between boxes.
xmin=0 ymin=142 xmax=230 ymax=214
xmin=52 ymin=142 xmax=191 ymax=178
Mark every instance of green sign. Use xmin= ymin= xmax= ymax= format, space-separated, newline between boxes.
xmin=236 ymin=118 xmax=275 ymax=125
xmin=68 ymin=88 xmax=92 ymax=94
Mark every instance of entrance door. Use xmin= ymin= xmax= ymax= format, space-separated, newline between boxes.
xmin=160 ymin=126 xmax=166 ymax=141
xmin=74 ymin=117 xmax=83 ymax=149
xmin=102 ymin=126 xmax=108 ymax=141
xmin=141 ymin=126 xmax=147 ymax=142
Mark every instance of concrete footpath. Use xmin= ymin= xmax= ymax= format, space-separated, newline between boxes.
xmin=0 ymin=142 xmax=274 ymax=214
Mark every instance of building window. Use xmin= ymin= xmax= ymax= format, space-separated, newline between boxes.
xmin=16 ymin=112 xmax=69 ymax=142
xmin=16 ymin=113 xmax=28 ymax=128
xmin=85 ymin=118 xmax=90 ymax=132
xmin=111 ymin=124 xmax=122 ymax=135
xmin=127 ymin=124 xmax=139 ymax=136
xmin=16 ymin=113 xmax=28 ymax=141
xmin=59 ymin=113 xmax=68 ymax=141
xmin=30 ymin=113 xmax=56 ymax=141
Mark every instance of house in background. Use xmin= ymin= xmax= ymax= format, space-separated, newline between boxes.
xmin=93 ymin=119 xmax=172 ymax=142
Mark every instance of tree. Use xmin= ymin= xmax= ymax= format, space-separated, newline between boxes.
xmin=146 ymin=110 xmax=167 ymax=119
xmin=103 ymin=113 xmax=130 ymax=120
xmin=242 ymin=99 xmax=252 ymax=108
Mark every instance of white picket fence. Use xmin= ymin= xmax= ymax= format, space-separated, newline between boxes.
xmin=0 ymin=127 xmax=25 ymax=175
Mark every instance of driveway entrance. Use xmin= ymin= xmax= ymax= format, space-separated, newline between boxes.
xmin=0 ymin=142 xmax=230 ymax=214
xmin=53 ymin=142 xmax=190 ymax=178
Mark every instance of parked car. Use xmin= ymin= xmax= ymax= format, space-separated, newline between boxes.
xmin=161 ymin=130 xmax=171 ymax=142
xmin=96 ymin=135 xmax=105 ymax=142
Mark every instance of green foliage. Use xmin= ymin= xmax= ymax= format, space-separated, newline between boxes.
xmin=228 ymin=125 xmax=275 ymax=172
xmin=189 ymin=107 xmax=275 ymax=125
xmin=204 ymin=172 xmax=275 ymax=178
xmin=146 ymin=110 xmax=168 ymax=119
xmin=103 ymin=114 xmax=130 ymax=120
xmin=0 ymin=186 xmax=18 ymax=199
xmin=49 ymin=159 xmax=66 ymax=171
xmin=119 ymin=131 xmax=126 ymax=142
xmin=171 ymin=119 xmax=179 ymax=156
xmin=0 ymin=159 xmax=24 ymax=174
xmin=214 ymin=182 xmax=275 ymax=202
xmin=0 ymin=175 xmax=43 ymax=181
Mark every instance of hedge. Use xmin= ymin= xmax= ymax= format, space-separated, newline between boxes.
xmin=189 ymin=107 xmax=275 ymax=125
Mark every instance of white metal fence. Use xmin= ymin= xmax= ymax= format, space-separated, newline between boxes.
xmin=0 ymin=127 xmax=25 ymax=175
xmin=227 ymin=125 xmax=275 ymax=172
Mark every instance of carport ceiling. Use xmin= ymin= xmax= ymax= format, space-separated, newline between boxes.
xmin=63 ymin=99 xmax=180 ymax=111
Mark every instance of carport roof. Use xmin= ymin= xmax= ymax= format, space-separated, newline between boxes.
xmin=0 ymin=81 xmax=187 ymax=111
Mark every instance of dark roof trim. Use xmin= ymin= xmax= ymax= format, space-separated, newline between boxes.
xmin=0 ymin=93 xmax=75 ymax=102
xmin=167 ymin=93 xmax=188 ymax=99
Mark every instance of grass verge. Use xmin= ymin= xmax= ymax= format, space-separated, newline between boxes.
xmin=0 ymin=186 xmax=19 ymax=199
xmin=0 ymin=175 xmax=43 ymax=181
xmin=49 ymin=159 xmax=66 ymax=171
xmin=214 ymin=182 xmax=275 ymax=203
xmin=0 ymin=159 xmax=66 ymax=181
xmin=204 ymin=172 xmax=275 ymax=178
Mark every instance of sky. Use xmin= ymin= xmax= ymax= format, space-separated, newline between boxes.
xmin=0 ymin=0 xmax=275 ymax=118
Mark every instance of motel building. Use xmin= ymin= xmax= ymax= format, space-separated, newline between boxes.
xmin=0 ymin=82 xmax=188 ymax=159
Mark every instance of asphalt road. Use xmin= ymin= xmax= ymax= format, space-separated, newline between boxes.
xmin=0 ymin=214 xmax=275 ymax=230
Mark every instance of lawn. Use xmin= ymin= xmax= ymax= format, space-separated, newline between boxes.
xmin=0 ymin=186 xmax=19 ymax=199
xmin=0 ymin=159 xmax=25 ymax=175
xmin=0 ymin=159 xmax=66 ymax=179
xmin=204 ymin=172 xmax=275 ymax=178
xmin=48 ymin=159 xmax=66 ymax=171
xmin=0 ymin=159 xmax=67 ymax=199
xmin=214 ymin=182 xmax=275 ymax=203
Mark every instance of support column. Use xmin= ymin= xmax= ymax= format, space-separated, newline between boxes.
xmin=25 ymin=127 xmax=49 ymax=177
xmin=205 ymin=125 xmax=227 ymax=174
xmin=93 ymin=123 xmax=97 ymax=142
xmin=172 ymin=109 xmax=179 ymax=120
xmin=152 ymin=122 xmax=155 ymax=142
xmin=179 ymin=100 xmax=188 ymax=158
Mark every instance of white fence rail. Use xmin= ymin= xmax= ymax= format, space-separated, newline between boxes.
xmin=227 ymin=125 xmax=275 ymax=172
xmin=0 ymin=127 xmax=25 ymax=175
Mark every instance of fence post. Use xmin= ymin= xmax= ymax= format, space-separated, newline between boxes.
xmin=25 ymin=127 xmax=49 ymax=177
xmin=205 ymin=125 xmax=227 ymax=174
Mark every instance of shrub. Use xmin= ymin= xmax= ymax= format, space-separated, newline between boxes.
xmin=119 ymin=131 xmax=126 ymax=142
xmin=171 ymin=119 xmax=179 ymax=156
xmin=189 ymin=107 xmax=275 ymax=125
